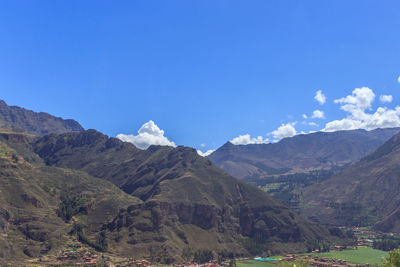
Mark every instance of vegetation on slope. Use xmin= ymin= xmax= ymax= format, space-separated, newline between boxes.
xmin=301 ymin=132 xmax=400 ymax=232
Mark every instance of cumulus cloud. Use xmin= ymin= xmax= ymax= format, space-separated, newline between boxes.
xmin=302 ymin=114 xmax=308 ymax=119
xmin=308 ymin=122 xmax=318 ymax=127
xmin=197 ymin=149 xmax=215 ymax=157
xmin=380 ymin=94 xmax=393 ymax=103
xmin=117 ymin=120 xmax=176 ymax=149
xmin=314 ymin=90 xmax=326 ymax=105
xmin=312 ymin=110 xmax=325 ymax=119
xmin=230 ymin=134 xmax=269 ymax=145
xmin=271 ymin=122 xmax=297 ymax=141
xmin=334 ymin=87 xmax=375 ymax=114
xmin=397 ymin=76 xmax=400 ymax=83
xmin=323 ymin=87 xmax=400 ymax=132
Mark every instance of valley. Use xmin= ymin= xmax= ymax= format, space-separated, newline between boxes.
xmin=0 ymin=100 xmax=332 ymax=265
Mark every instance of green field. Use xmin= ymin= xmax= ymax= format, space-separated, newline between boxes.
xmin=237 ymin=247 xmax=388 ymax=266
xmin=237 ymin=259 xmax=277 ymax=267
xmin=309 ymin=247 xmax=388 ymax=265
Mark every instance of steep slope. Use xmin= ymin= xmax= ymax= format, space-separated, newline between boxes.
xmin=0 ymin=131 xmax=141 ymax=264
xmin=32 ymin=130 xmax=331 ymax=259
xmin=0 ymin=100 xmax=84 ymax=136
xmin=301 ymin=132 xmax=400 ymax=231
xmin=208 ymin=128 xmax=400 ymax=181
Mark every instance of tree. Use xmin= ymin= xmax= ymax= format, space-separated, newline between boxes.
xmin=58 ymin=194 xmax=86 ymax=222
xmin=228 ymin=259 xmax=237 ymax=267
xmin=193 ymin=249 xmax=213 ymax=263
xmin=382 ymin=249 xmax=400 ymax=267
xmin=182 ymin=246 xmax=193 ymax=262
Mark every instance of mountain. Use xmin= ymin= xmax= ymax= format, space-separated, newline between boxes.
xmin=301 ymin=132 xmax=400 ymax=232
xmin=208 ymin=129 xmax=400 ymax=211
xmin=0 ymin=128 xmax=332 ymax=263
xmin=208 ymin=128 xmax=400 ymax=181
xmin=0 ymin=100 xmax=84 ymax=136
xmin=30 ymin=130 xmax=331 ymax=260
xmin=0 ymin=131 xmax=141 ymax=263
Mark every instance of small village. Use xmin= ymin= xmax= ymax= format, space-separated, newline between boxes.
xmin=19 ymin=226 xmax=398 ymax=267
xmin=27 ymin=247 xmax=374 ymax=267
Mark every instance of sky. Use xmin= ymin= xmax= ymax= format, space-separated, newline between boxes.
xmin=1 ymin=1 xmax=400 ymax=155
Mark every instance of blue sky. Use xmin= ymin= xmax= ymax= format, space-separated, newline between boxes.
xmin=1 ymin=1 xmax=400 ymax=154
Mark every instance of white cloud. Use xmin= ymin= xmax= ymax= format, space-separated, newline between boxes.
xmin=197 ymin=149 xmax=215 ymax=157
xmin=397 ymin=75 xmax=400 ymax=83
xmin=116 ymin=120 xmax=176 ymax=149
xmin=323 ymin=87 xmax=400 ymax=132
xmin=314 ymin=90 xmax=326 ymax=105
xmin=380 ymin=94 xmax=393 ymax=103
xmin=311 ymin=110 xmax=325 ymax=119
xmin=200 ymin=143 xmax=206 ymax=147
xmin=271 ymin=122 xmax=297 ymax=141
xmin=302 ymin=114 xmax=308 ymax=119
xmin=308 ymin=122 xmax=318 ymax=127
xmin=334 ymin=87 xmax=375 ymax=113
xmin=323 ymin=118 xmax=363 ymax=132
xmin=230 ymin=134 xmax=269 ymax=145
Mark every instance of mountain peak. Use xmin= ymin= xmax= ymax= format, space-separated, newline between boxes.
xmin=0 ymin=99 xmax=84 ymax=136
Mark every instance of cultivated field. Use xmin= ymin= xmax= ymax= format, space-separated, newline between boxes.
xmin=309 ymin=247 xmax=387 ymax=265
xmin=237 ymin=259 xmax=276 ymax=267
xmin=238 ymin=247 xmax=388 ymax=266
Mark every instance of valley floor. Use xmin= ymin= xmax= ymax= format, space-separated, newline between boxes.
xmin=237 ymin=247 xmax=388 ymax=267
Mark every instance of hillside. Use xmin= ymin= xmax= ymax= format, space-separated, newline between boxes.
xmin=0 ymin=131 xmax=141 ymax=264
xmin=31 ymin=130 xmax=331 ymax=259
xmin=208 ymin=129 xmax=399 ymax=210
xmin=0 ymin=128 xmax=333 ymax=264
xmin=301 ymin=132 xmax=400 ymax=232
xmin=0 ymin=100 xmax=84 ymax=136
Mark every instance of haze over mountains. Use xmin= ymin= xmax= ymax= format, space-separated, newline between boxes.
xmin=0 ymin=100 xmax=331 ymax=264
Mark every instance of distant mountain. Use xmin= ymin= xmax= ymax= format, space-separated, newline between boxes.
xmin=208 ymin=128 xmax=400 ymax=181
xmin=0 ymin=100 xmax=84 ymax=136
xmin=301 ymin=132 xmax=400 ymax=232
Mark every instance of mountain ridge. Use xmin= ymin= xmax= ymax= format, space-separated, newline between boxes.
xmin=0 ymin=100 xmax=84 ymax=136
xmin=0 ymin=127 xmax=333 ymax=263
xmin=208 ymin=128 xmax=400 ymax=181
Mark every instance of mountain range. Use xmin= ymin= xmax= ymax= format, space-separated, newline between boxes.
xmin=208 ymin=128 xmax=400 ymax=181
xmin=208 ymin=122 xmax=400 ymax=233
xmin=208 ymin=129 xmax=400 ymax=211
xmin=0 ymin=100 xmax=331 ymax=264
